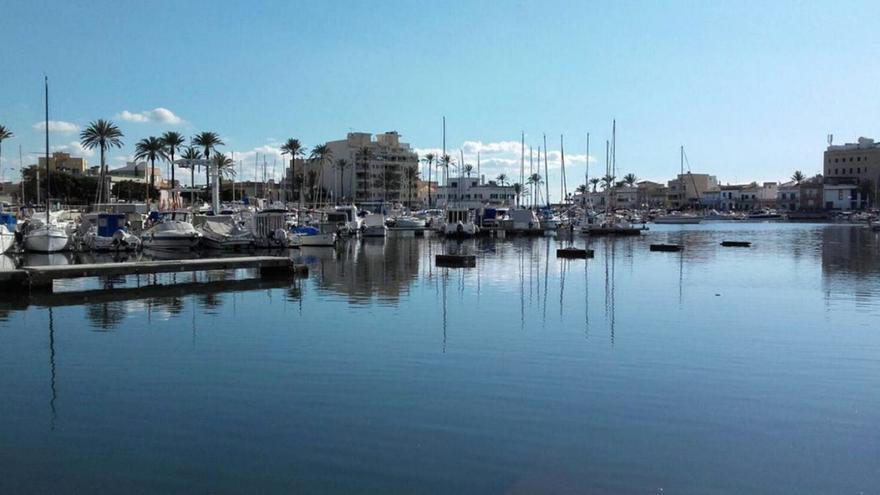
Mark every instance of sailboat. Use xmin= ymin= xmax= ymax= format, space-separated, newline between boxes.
xmin=25 ymin=77 xmax=70 ymax=253
xmin=653 ymin=145 xmax=703 ymax=224
xmin=0 ymin=212 xmax=16 ymax=254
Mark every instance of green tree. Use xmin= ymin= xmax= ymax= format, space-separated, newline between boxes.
xmin=496 ymin=173 xmax=508 ymax=186
xmin=309 ymin=143 xmax=333 ymax=205
xmin=0 ymin=125 xmax=13 ymax=183
xmin=575 ymin=184 xmax=587 ymax=194
xmin=134 ymin=136 xmax=167 ymax=200
xmin=527 ymin=173 xmax=543 ymax=205
xmin=513 ymin=182 xmax=523 ymax=207
xmin=214 ymin=153 xmax=235 ymax=193
xmin=161 ymin=131 xmax=186 ymax=188
xmin=334 ymin=158 xmax=350 ymax=203
xmin=403 ymin=165 xmax=419 ymax=206
xmin=601 ymin=174 xmax=615 ymax=190
xmin=589 ymin=177 xmax=600 ymax=193
xmin=80 ymin=119 xmax=124 ymax=204
xmin=463 ymin=164 xmax=474 ymax=178
xmin=112 ymin=180 xmax=158 ymax=202
xmin=280 ymin=138 xmax=304 ymax=201
xmin=623 ymin=173 xmax=637 ymax=187
xmin=192 ymin=131 xmax=224 ymax=187
xmin=792 ymin=170 xmax=805 ymax=185
xmin=421 ymin=152 xmax=435 ymax=206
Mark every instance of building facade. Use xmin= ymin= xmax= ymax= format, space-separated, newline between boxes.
xmin=436 ymin=176 xmax=516 ymax=209
xmin=666 ymin=173 xmax=718 ymax=209
xmin=38 ymin=152 xmax=88 ymax=175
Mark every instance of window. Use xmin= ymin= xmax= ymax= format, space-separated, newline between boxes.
xmin=839 ymin=190 xmax=844 ymax=200
xmin=834 ymin=158 xmax=839 ymax=163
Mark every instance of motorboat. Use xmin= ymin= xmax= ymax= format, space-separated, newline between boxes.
xmin=388 ymin=215 xmax=427 ymax=233
xmin=538 ymin=209 xmax=561 ymax=230
xmin=141 ymin=211 xmax=201 ymax=251
xmin=82 ymin=212 xmax=140 ymax=251
xmin=334 ymin=205 xmax=362 ymax=235
xmin=653 ymin=212 xmax=703 ymax=224
xmin=251 ymin=209 xmax=290 ymax=248
xmin=0 ymin=212 xmax=17 ymax=254
xmin=196 ymin=214 xmax=255 ymax=250
xmin=442 ymin=208 xmax=478 ymax=237
xmin=748 ymin=208 xmax=782 ymax=220
xmin=290 ymin=225 xmax=337 ymax=247
xmin=579 ymin=212 xmax=644 ymax=236
xmin=506 ymin=209 xmax=542 ymax=234
xmin=362 ymin=213 xmax=388 ymax=237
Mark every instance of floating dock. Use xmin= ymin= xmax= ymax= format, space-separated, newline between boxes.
xmin=0 ymin=256 xmax=308 ymax=292
xmin=556 ymin=247 xmax=594 ymax=259
xmin=721 ymin=241 xmax=752 ymax=247
xmin=650 ymin=244 xmax=683 ymax=252
xmin=436 ymin=254 xmax=476 ymax=268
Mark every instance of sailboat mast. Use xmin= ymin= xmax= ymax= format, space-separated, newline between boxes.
xmin=542 ymin=134 xmax=549 ymax=207
xmin=585 ymin=133 xmax=590 ymax=206
xmin=529 ymin=146 xmax=534 ymax=207
xmin=44 ymin=76 xmax=50 ymax=223
xmin=520 ymin=132 xmax=525 ymax=192
xmin=612 ymin=119 xmax=616 ymax=179
xmin=442 ymin=116 xmax=446 ymax=187
xmin=560 ymin=134 xmax=566 ymax=204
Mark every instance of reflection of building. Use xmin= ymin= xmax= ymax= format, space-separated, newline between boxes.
xmin=436 ymin=176 xmax=516 ymax=209
xmin=821 ymin=226 xmax=880 ymax=302
xmin=38 ymin=152 xmax=88 ymax=175
xmin=310 ymin=237 xmax=422 ymax=303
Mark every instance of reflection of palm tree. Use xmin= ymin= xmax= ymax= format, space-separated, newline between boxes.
xmin=198 ymin=293 xmax=222 ymax=310
xmin=85 ymin=302 xmax=127 ymax=330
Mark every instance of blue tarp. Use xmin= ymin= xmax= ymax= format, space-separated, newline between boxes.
xmin=293 ymin=226 xmax=319 ymax=236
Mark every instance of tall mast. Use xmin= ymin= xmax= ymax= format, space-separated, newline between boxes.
xmin=560 ymin=134 xmax=566 ymax=204
xmin=529 ymin=146 xmax=534 ymax=207
xmin=520 ymin=131 xmax=525 ymax=192
xmin=585 ymin=133 xmax=590 ymax=206
xmin=44 ymin=76 xmax=50 ymax=223
xmin=542 ymin=133 xmax=549 ymax=207
xmin=477 ymin=151 xmax=480 ymax=185
xmin=680 ymin=145 xmax=684 ymax=175
xmin=442 ymin=116 xmax=446 ymax=187
xmin=612 ymin=119 xmax=616 ymax=179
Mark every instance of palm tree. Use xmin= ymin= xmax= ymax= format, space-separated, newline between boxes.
xmin=601 ymin=174 xmax=615 ymax=190
xmin=440 ymin=154 xmax=452 ymax=186
xmin=792 ymin=170 xmax=805 ymax=185
xmin=280 ymin=138 xmax=304 ymax=202
xmin=358 ymin=146 xmax=372 ymax=201
xmin=0 ymin=125 xmax=13 ymax=183
xmin=623 ymin=173 xmax=637 ymax=187
xmin=214 ymin=153 xmax=235 ymax=194
xmin=134 ymin=137 xmax=167 ymax=199
xmin=496 ymin=173 xmax=509 ymax=186
xmin=403 ymin=165 xmax=419 ymax=206
xmin=513 ymin=182 xmax=523 ymax=207
xmin=309 ymin=144 xmax=333 ymax=205
xmin=421 ymin=153 xmax=435 ymax=207
xmin=589 ymin=178 xmax=600 ymax=193
xmin=192 ymin=131 xmax=224 ymax=187
xmin=527 ymin=173 xmax=542 ymax=206
xmin=161 ymin=131 xmax=186 ymax=189
xmin=334 ymin=158 xmax=349 ymax=203
xmin=80 ymin=119 xmax=123 ymax=204
xmin=180 ymin=146 xmax=202 ymax=198
xmin=463 ymin=164 xmax=474 ymax=178
xmin=576 ymin=184 xmax=587 ymax=194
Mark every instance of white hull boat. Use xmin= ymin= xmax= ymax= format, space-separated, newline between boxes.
xmin=141 ymin=220 xmax=201 ymax=251
xmin=197 ymin=216 xmax=255 ymax=250
xmin=653 ymin=214 xmax=703 ymax=224
xmin=361 ymin=213 xmax=388 ymax=237
xmin=24 ymin=224 xmax=70 ymax=253
xmin=0 ymin=225 xmax=15 ymax=254
xmin=84 ymin=228 xmax=141 ymax=252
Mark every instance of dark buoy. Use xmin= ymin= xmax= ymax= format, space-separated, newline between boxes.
xmin=436 ymin=254 xmax=476 ymax=268
xmin=721 ymin=241 xmax=751 ymax=247
xmin=650 ymin=244 xmax=682 ymax=252
xmin=556 ymin=247 xmax=593 ymax=259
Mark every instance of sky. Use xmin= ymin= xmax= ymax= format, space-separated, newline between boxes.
xmin=1 ymin=0 xmax=878 ymax=201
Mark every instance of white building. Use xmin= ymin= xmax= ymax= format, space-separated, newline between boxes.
xmin=777 ymin=181 xmax=800 ymax=211
xmin=300 ymin=131 xmax=419 ymax=205
xmin=436 ymin=176 xmax=516 ymax=209
xmin=823 ymin=178 xmax=865 ymax=210
xmin=107 ymin=162 xmax=164 ymax=186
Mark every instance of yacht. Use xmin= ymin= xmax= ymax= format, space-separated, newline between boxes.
xmin=0 ymin=212 xmax=17 ymax=254
xmin=196 ymin=214 xmax=255 ymax=250
xmin=653 ymin=212 xmax=703 ymax=224
xmin=507 ymin=209 xmax=542 ymax=234
xmin=442 ymin=208 xmax=479 ymax=237
xmin=23 ymin=217 xmax=71 ymax=253
xmin=82 ymin=212 xmax=140 ymax=251
xmin=362 ymin=213 xmax=388 ymax=237
xmin=290 ymin=224 xmax=337 ymax=247
xmin=251 ymin=209 xmax=290 ymax=248
xmin=748 ymin=208 xmax=783 ymax=220
xmin=141 ymin=211 xmax=201 ymax=250
xmin=334 ymin=205 xmax=362 ymax=235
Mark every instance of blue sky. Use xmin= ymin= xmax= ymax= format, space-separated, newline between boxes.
xmin=1 ymin=0 xmax=877 ymax=200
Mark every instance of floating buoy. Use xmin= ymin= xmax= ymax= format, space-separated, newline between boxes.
xmin=650 ymin=244 xmax=682 ymax=252
xmin=556 ymin=247 xmax=593 ymax=259
xmin=721 ymin=241 xmax=751 ymax=247
xmin=436 ymin=254 xmax=476 ymax=268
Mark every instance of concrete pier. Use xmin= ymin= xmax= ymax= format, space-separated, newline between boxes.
xmin=1 ymin=256 xmax=308 ymax=292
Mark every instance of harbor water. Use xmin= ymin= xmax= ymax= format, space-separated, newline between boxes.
xmin=1 ymin=223 xmax=879 ymax=494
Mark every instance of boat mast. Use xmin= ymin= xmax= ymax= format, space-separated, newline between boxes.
xmin=44 ymin=76 xmax=50 ymax=224
xmin=520 ymin=132 xmax=525 ymax=197
xmin=542 ymin=133 xmax=549 ymax=208
xmin=529 ymin=146 xmax=533 ymax=207
xmin=585 ymin=133 xmax=590 ymax=207
xmin=560 ymin=134 xmax=566 ymax=205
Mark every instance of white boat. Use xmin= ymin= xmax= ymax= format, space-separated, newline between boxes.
xmin=388 ymin=215 xmax=427 ymax=232
xmin=251 ymin=209 xmax=290 ymax=248
xmin=362 ymin=213 xmax=388 ymax=237
xmin=196 ymin=215 xmax=255 ymax=250
xmin=82 ymin=213 xmax=140 ymax=251
xmin=507 ymin=209 xmax=542 ymax=234
xmin=442 ymin=208 xmax=479 ymax=237
xmin=24 ymin=221 xmax=70 ymax=253
xmin=334 ymin=205 xmax=362 ymax=234
xmin=748 ymin=209 xmax=782 ymax=220
xmin=653 ymin=212 xmax=703 ymax=224
xmin=0 ymin=224 xmax=16 ymax=254
xmin=0 ymin=212 xmax=17 ymax=254
xmin=290 ymin=225 xmax=337 ymax=247
xmin=141 ymin=212 xmax=201 ymax=251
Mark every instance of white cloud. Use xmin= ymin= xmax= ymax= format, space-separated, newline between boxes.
xmin=116 ymin=107 xmax=185 ymax=125
xmin=51 ymin=141 xmax=96 ymax=158
xmin=32 ymin=120 xmax=80 ymax=133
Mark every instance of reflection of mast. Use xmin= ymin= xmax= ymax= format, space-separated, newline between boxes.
xmin=441 ymin=268 xmax=448 ymax=353
xmin=584 ymin=253 xmax=590 ymax=339
xmin=542 ymin=237 xmax=549 ymax=323
xmin=49 ymin=307 xmax=57 ymax=430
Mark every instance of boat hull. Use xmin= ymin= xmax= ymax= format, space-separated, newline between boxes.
xmin=24 ymin=227 xmax=70 ymax=253
xmin=141 ymin=234 xmax=201 ymax=251
xmin=0 ymin=227 xmax=14 ymax=254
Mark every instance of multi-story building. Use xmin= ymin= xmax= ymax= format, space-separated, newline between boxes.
xmin=107 ymin=162 xmax=164 ymax=187
xmin=298 ymin=131 xmax=420 ymax=205
xmin=824 ymin=137 xmax=880 ymax=182
xmin=700 ymin=188 xmax=721 ymax=209
xmin=636 ymin=181 xmax=668 ymax=208
xmin=823 ymin=177 xmax=866 ymax=210
xmin=718 ymin=185 xmax=743 ymax=211
xmin=799 ymin=176 xmax=823 ymax=210
xmin=611 ymin=186 xmax=638 ymax=208
xmin=38 ymin=152 xmax=88 ymax=175
xmin=666 ymin=173 xmax=718 ymax=209
xmin=777 ymin=181 xmax=800 ymax=211
xmin=436 ymin=176 xmax=516 ymax=209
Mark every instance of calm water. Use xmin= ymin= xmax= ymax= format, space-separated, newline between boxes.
xmin=1 ymin=223 xmax=879 ymax=494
